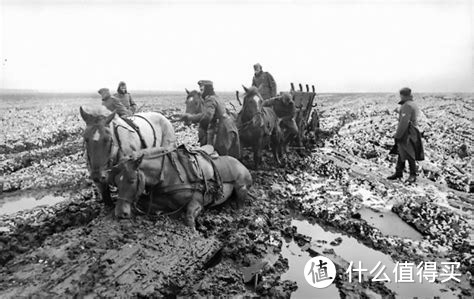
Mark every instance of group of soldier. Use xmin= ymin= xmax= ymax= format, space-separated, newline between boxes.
xmin=97 ymin=63 xmax=425 ymax=183
xmin=98 ymin=63 xmax=299 ymax=152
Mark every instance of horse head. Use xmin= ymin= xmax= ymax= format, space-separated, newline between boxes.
xmin=184 ymin=89 xmax=204 ymax=124
xmin=80 ymin=106 xmax=117 ymax=184
xmin=111 ymin=154 xmax=146 ymax=218
xmin=240 ymin=85 xmax=263 ymax=123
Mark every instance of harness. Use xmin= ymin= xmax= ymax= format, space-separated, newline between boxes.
xmin=131 ymin=114 xmax=158 ymax=147
xmin=116 ymin=147 xmax=223 ymax=217
xmin=84 ymin=115 xmax=158 ymax=180
xmin=238 ymin=108 xmax=275 ymax=136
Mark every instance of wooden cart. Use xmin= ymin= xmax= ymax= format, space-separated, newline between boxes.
xmin=287 ymin=83 xmax=318 ymax=146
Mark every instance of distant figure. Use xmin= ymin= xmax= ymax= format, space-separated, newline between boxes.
xmin=98 ymin=88 xmax=132 ymax=117
xmin=180 ymin=80 xmax=226 ymax=146
xmin=387 ymin=87 xmax=424 ymax=183
xmin=114 ymin=81 xmax=137 ymax=113
xmin=252 ymin=63 xmax=277 ymax=100
xmin=262 ymin=92 xmax=298 ymax=152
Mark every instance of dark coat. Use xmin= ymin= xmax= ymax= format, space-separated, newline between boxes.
xmin=263 ymin=96 xmax=298 ymax=135
xmin=394 ymin=100 xmax=425 ymax=161
xmin=187 ymin=94 xmax=225 ymax=129
xmin=263 ymin=97 xmax=296 ymax=119
xmin=114 ymin=93 xmax=137 ymax=113
xmin=252 ymin=71 xmax=277 ymax=100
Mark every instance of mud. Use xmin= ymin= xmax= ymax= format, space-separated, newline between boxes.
xmin=0 ymin=93 xmax=472 ymax=298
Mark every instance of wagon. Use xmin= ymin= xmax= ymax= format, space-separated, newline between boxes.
xmin=286 ymin=82 xmax=319 ymax=146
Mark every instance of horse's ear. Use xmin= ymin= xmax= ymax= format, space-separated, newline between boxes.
xmin=185 ymin=88 xmax=190 ymax=95
xmin=242 ymin=85 xmax=249 ymax=93
xmin=79 ymin=106 xmax=92 ymax=123
xmin=105 ymin=111 xmax=116 ymax=124
xmin=134 ymin=154 xmax=145 ymax=168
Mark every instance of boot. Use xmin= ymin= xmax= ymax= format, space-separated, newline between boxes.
xmin=405 ymin=174 xmax=416 ymax=183
xmin=387 ymin=173 xmax=403 ymax=180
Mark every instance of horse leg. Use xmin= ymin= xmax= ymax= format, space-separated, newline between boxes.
xmin=198 ymin=127 xmax=207 ymax=146
xmin=253 ymin=140 xmax=262 ymax=170
xmin=234 ymin=184 xmax=248 ymax=209
xmin=230 ymin=132 xmax=241 ymax=159
xmin=271 ymin=132 xmax=282 ymax=166
xmin=185 ymin=198 xmax=203 ymax=230
xmin=96 ymin=182 xmax=113 ymax=207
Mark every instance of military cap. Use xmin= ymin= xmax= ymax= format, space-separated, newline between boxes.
xmin=197 ymin=80 xmax=213 ymax=86
xmin=399 ymin=87 xmax=412 ymax=97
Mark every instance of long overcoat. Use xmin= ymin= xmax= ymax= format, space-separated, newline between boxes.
xmin=394 ymin=100 xmax=425 ymax=161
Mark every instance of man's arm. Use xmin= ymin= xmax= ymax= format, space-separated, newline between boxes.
xmin=262 ymin=98 xmax=276 ymax=107
xmin=394 ymin=104 xmax=412 ymax=140
xmin=267 ymin=72 xmax=277 ymax=97
xmin=129 ymin=94 xmax=137 ymax=113
xmin=111 ymin=98 xmax=132 ymax=117
xmin=184 ymin=99 xmax=216 ymax=127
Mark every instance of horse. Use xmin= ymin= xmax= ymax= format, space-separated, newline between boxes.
xmin=110 ymin=146 xmax=252 ymax=229
xmin=236 ymin=86 xmax=282 ymax=169
xmin=80 ymin=106 xmax=177 ymax=206
xmin=184 ymin=89 xmax=240 ymax=158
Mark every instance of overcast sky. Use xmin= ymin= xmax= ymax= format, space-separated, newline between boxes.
xmin=0 ymin=0 xmax=472 ymax=92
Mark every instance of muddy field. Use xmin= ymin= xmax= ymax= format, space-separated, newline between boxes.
xmin=0 ymin=92 xmax=472 ymax=298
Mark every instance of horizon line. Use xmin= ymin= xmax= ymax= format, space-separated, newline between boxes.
xmin=1 ymin=89 xmax=473 ymax=94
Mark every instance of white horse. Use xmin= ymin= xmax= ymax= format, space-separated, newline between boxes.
xmin=80 ymin=106 xmax=176 ymax=206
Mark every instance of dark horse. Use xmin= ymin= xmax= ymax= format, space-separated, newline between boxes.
xmin=110 ymin=146 xmax=252 ymax=229
xmin=236 ymin=86 xmax=282 ymax=169
xmin=80 ymin=107 xmax=176 ymax=206
xmin=184 ymin=89 xmax=240 ymax=158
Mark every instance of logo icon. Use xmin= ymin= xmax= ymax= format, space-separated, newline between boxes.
xmin=304 ymin=256 xmax=337 ymax=288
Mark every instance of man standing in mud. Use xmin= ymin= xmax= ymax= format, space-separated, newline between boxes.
xmin=252 ymin=63 xmax=277 ymax=100
xmin=387 ymin=87 xmax=424 ymax=183
xmin=180 ymin=80 xmax=226 ymax=146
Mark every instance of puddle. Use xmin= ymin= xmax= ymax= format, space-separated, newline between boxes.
xmin=0 ymin=191 xmax=66 ymax=216
xmin=281 ymin=239 xmax=340 ymax=298
xmin=359 ymin=208 xmax=423 ymax=240
xmin=283 ymin=218 xmax=461 ymax=299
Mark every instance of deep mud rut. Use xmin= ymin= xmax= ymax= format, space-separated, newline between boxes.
xmin=0 ymin=93 xmax=472 ymax=298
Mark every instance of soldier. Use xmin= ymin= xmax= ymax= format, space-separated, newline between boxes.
xmin=252 ymin=63 xmax=277 ymax=100
xmin=98 ymin=88 xmax=132 ymax=117
xmin=387 ymin=87 xmax=425 ymax=183
xmin=262 ymin=92 xmax=298 ymax=151
xmin=114 ymin=81 xmax=137 ymax=113
xmin=99 ymin=87 xmax=146 ymax=147
xmin=180 ymin=80 xmax=226 ymax=146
